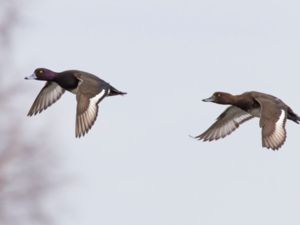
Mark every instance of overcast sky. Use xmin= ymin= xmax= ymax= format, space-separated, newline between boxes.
xmin=14 ymin=0 xmax=300 ymax=224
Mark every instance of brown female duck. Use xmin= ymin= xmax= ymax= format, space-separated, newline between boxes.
xmin=195 ymin=91 xmax=300 ymax=150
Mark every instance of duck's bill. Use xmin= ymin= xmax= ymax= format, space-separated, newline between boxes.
xmin=202 ymin=96 xmax=215 ymax=102
xmin=24 ymin=73 xmax=37 ymax=80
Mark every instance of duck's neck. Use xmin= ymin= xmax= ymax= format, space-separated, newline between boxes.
xmin=219 ymin=93 xmax=238 ymax=105
xmin=229 ymin=94 xmax=241 ymax=106
xmin=230 ymin=94 xmax=253 ymax=109
xmin=54 ymin=72 xmax=80 ymax=91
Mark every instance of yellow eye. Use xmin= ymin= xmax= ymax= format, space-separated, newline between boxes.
xmin=39 ymin=70 xmax=43 ymax=74
xmin=217 ymin=93 xmax=221 ymax=97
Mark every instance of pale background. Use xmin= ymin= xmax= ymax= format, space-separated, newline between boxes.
xmin=13 ymin=0 xmax=300 ymax=224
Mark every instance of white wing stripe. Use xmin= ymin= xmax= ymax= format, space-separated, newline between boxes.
xmin=76 ymin=89 xmax=107 ymax=137
xmin=265 ymin=110 xmax=286 ymax=149
xmin=90 ymin=89 xmax=106 ymax=105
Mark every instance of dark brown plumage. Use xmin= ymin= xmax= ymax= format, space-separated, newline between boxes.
xmin=195 ymin=91 xmax=300 ymax=150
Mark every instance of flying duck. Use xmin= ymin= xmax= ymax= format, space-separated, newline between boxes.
xmin=25 ymin=68 xmax=126 ymax=138
xmin=195 ymin=91 xmax=300 ymax=150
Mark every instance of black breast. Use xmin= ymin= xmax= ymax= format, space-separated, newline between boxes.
xmin=54 ymin=72 xmax=79 ymax=90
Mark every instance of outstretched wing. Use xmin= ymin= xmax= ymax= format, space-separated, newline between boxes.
xmin=75 ymin=89 xmax=107 ymax=138
xmin=195 ymin=106 xmax=254 ymax=141
xmin=27 ymin=82 xmax=65 ymax=116
xmin=255 ymin=97 xmax=287 ymax=150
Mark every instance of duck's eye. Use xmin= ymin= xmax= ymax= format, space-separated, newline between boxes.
xmin=217 ymin=93 xmax=221 ymax=97
xmin=38 ymin=70 xmax=44 ymax=74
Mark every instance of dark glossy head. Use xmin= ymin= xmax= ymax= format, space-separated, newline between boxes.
xmin=202 ymin=92 xmax=233 ymax=104
xmin=25 ymin=68 xmax=57 ymax=81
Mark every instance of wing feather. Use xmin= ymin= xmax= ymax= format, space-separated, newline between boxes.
xmin=196 ymin=106 xmax=254 ymax=141
xmin=27 ymin=82 xmax=65 ymax=116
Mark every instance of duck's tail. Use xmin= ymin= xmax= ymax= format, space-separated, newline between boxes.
xmin=287 ymin=108 xmax=300 ymax=124
xmin=108 ymin=85 xmax=127 ymax=96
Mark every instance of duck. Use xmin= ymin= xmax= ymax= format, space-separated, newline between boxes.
xmin=25 ymin=68 xmax=126 ymax=138
xmin=195 ymin=91 xmax=300 ymax=150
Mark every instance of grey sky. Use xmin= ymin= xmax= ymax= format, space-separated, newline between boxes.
xmin=15 ymin=0 xmax=300 ymax=224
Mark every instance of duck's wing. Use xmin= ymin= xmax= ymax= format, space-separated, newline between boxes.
xmin=195 ymin=106 xmax=254 ymax=141
xmin=254 ymin=97 xmax=287 ymax=150
xmin=27 ymin=82 xmax=65 ymax=116
xmin=75 ymin=80 xmax=108 ymax=138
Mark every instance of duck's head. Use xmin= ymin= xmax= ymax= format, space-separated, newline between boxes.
xmin=25 ymin=68 xmax=57 ymax=81
xmin=203 ymin=92 xmax=233 ymax=105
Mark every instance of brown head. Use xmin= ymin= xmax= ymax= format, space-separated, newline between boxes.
xmin=202 ymin=92 xmax=234 ymax=105
xmin=25 ymin=68 xmax=57 ymax=81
